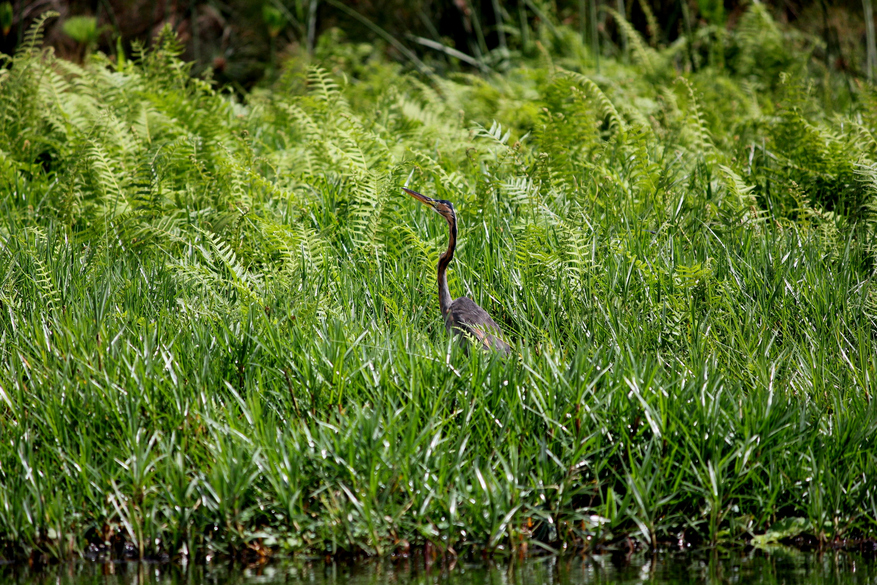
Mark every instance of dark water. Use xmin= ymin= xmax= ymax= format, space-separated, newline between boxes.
xmin=3 ymin=549 xmax=876 ymax=584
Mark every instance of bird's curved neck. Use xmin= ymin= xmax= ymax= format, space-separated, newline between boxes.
xmin=438 ymin=217 xmax=456 ymax=318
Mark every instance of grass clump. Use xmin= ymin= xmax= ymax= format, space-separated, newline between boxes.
xmin=0 ymin=10 xmax=876 ymax=563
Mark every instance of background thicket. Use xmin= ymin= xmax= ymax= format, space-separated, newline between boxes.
xmin=2 ymin=0 xmax=876 ymax=88
xmin=0 ymin=4 xmax=876 ymax=562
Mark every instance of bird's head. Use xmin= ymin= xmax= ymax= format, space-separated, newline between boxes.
xmin=403 ymin=187 xmax=456 ymax=226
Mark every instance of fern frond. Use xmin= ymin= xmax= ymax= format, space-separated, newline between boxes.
xmin=279 ymin=101 xmax=325 ymax=145
xmin=851 ymin=123 xmax=877 ymax=157
xmin=501 ymin=176 xmax=537 ymax=209
xmin=199 ymin=229 xmax=263 ymax=302
xmin=307 ymin=66 xmax=349 ymax=113
xmin=260 ymin=216 xmax=327 ymax=275
xmin=605 ymin=8 xmax=659 ymax=74
xmin=718 ymin=164 xmax=756 ymax=207
xmin=676 ymin=77 xmax=715 ymax=158
xmin=349 ymin=172 xmax=386 ymax=251
xmin=88 ymin=141 xmax=127 ymax=214
xmin=332 ymin=126 xmax=370 ymax=174
xmin=557 ymin=70 xmax=627 ymax=135
xmin=396 ymin=94 xmax=444 ymax=131
xmin=512 ymin=217 xmax=558 ymax=278
xmin=404 ymin=149 xmax=462 ymax=191
xmin=549 ymin=213 xmax=589 ymax=289
xmin=31 ymin=255 xmax=61 ymax=312
xmin=637 ymin=0 xmax=660 ymax=47
xmin=16 ymin=11 xmax=59 ymax=58
xmin=477 ymin=121 xmax=512 ymax=147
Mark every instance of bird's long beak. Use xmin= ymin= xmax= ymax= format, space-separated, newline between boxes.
xmin=403 ymin=187 xmax=437 ymax=209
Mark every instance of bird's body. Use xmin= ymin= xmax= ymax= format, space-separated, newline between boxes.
xmin=444 ymin=296 xmax=511 ymax=354
xmin=403 ymin=187 xmax=511 ymax=355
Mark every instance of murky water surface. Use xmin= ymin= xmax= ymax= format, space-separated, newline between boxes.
xmin=3 ymin=549 xmax=876 ymax=584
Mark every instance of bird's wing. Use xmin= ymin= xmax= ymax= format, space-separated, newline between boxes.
xmin=446 ymin=297 xmax=512 ymax=354
xmin=468 ymin=326 xmax=511 ymax=353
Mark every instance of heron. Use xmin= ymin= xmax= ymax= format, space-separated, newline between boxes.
xmin=403 ymin=187 xmax=511 ymax=354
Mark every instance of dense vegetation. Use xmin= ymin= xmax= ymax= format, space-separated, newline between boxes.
xmin=1 ymin=7 xmax=877 ymax=563
xmin=6 ymin=0 xmax=874 ymax=92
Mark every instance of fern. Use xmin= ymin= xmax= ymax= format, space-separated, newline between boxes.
xmin=307 ymin=65 xmax=348 ymax=112
xmin=502 ymin=176 xmax=537 ymax=210
xmin=676 ymin=77 xmax=715 ymax=160
xmin=549 ymin=213 xmax=590 ymax=291
xmin=604 ymin=8 xmax=659 ymax=75
xmin=478 ymin=120 xmax=512 ymax=147
xmin=348 ymin=172 xmax=387 ymax=252
xmin=331 ymin=126 xmax=370 ymax=174
xmin=259 ymin=216 xmax=327 ymax=276
xmin=637 ymin=0 xmax=661 ymax=47
xmin=732 ymin=4 xmax=795 ymax=83
xmin=396 ymin=94 xmax=444 ymax=132
xmin=199 ymin=229 xmax=263 ymax=303
xmin=88 ymin=140 xmax=127 ymax=215
xmin=15 ymin=11 xmax=59 ymax=59
xmin=718 ymin=164 xmax=756 ymax=208
xmin=556 ymin=70 xmax=627 ymax=135
xmin=31 ymin=254 xmax=62 ymax=313
xmin=404 ymin=149 xmax=460 ymax=191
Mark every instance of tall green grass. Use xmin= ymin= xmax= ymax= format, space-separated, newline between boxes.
xmin=0 ymin=10 xmax=876 ymax=562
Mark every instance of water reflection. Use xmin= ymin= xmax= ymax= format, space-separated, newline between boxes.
xmin=3 ymin=547 xmax=876 ymax=585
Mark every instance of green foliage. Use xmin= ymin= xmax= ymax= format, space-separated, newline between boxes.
xmin=0 ymin=3 xmax=11 ymax=37
xmin=262 ymin=5 xmax=285 ymax=38
xmin=62 ymin=16 xmax=99 ymax=45
xmin=0 ymin=7 xmax=875 ymax=562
